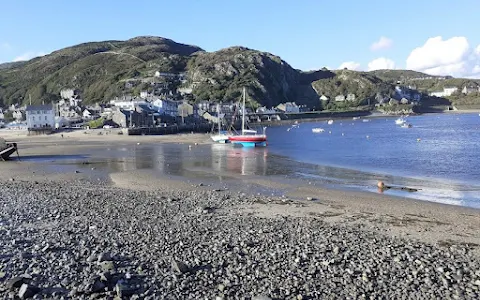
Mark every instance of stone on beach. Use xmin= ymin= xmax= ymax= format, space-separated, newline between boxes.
xmin=0 ymin=179 xmax=480 ymax=299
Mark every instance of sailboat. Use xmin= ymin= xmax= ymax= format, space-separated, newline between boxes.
xmin=228 ymin=87 xmax=267 ymax=147
xmin=210 ymin=104 xmax=231 ymax=143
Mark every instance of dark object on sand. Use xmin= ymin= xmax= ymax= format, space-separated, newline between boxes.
xmin=378 ymin=183 xmax=420 ymax=193
xmin=0 ymin=138 xmax=19 ymax=161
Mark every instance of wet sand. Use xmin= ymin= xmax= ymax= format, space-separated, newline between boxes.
xmin=1 ymin=128 xmax=211 ymax=145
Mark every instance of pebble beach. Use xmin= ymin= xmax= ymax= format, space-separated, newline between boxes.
xmin=1 ymin=133 xmax=480 ymax=299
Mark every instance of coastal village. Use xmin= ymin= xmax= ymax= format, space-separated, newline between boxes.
xmin=2 ymin=69 xmax=479 ymax=135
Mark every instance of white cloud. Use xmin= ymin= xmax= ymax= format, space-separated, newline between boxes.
xmin=13 ymin=51 xmax=46 ymax=62
xmin=338 ymin=61 xmax=361 ymax=70
xmin=473 ymin=65 xmax=480 ymax=74
xmin=406 ymin=36 xmax=480 ymax=77
xmin=367 ymin=57 xmax=395 ymax=71
xmin=475 ymin=45 xmax=480 ymax=55
xmin=370 ymin=36 xmax=393 ymax=51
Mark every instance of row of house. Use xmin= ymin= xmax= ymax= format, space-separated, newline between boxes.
xmin=429 ymin=85 xmax=480 ymax=97
xmin=332 ymin=94 xmax=357 ymax=102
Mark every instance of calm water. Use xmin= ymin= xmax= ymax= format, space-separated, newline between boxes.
xmin=18 ymin=113 xmax=480 ymax=208
xmin=266 ymin=113 xmax=480 ymax=208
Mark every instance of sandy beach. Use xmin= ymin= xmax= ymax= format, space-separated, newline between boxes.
xmin=1 ymin=132 xmax=480 ymax=298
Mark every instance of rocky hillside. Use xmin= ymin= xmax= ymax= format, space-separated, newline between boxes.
xmin=186 ymin=47 xmax=301 ymax=108
xmin=0 ymin=37 xmax=203 ymax=105
xmin=312 ymin=69 xmax=395 ymax=101
xmin=1 ymin=36 xmax=480 ymax=109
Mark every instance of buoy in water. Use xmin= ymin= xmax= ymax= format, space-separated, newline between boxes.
xmin=417 ymin=138 xmax=421 ymax=142
xmin=377 ymin=181 xmax=385 ymax=189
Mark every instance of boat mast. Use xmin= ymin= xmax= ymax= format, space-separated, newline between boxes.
xmin=217 ymin=103 xmax=221 ymax=132
xmin=242 ymin=87 xmax=246 ymax=134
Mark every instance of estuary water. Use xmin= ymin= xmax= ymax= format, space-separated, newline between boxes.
xmin=266 ymin=112 xmax=480 ymax=208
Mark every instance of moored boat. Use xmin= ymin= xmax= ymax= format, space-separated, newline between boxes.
xmin=210 ymin=104 xmax=233 ymax=143
xmin=312 ymin=128 xmax=325 ymax=133
xmin=228 ymin=87 xmax=267 ymax=147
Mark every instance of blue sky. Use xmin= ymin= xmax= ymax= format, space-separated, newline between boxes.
xmin=1 ymin=0 xmax=480 ymax=77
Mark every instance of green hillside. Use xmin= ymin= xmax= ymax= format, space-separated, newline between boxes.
xmin=0 ymin=37 xmax=202 ymax=105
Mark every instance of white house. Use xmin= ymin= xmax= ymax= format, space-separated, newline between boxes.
xmin=60 ymin=88 xmax=79 ymax=100
xmin=152 ymin=99 xmax=178 ymax=116
xmin=430 ymin=87 xmax=458 ymax=97
xmin=319 ymin=95 xmax=329 ymax=101
xmin=110 ymin=98 xmax=149 ymax=111
xmin=346 ymin=93 xmax=356 ymax=101
xmin=26 ymin=104 xmax=55 ymax=130
xmin=82 ymin=109 xmax=95 ymax=119
xmin=462 ymin=85 xmax=479 ymax=95
xmin=140 ymin=91 xmax=152 ymax=98
xmin=256 ymin=106 xmax=277 ymax=114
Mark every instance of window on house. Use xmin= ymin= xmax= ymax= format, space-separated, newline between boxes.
xmin=45 ymin=116 xmax=47 ymax=120
xmin=32 ymin=116 xmax=35 ymax=121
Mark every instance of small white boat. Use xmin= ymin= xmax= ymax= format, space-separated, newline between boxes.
xmin=401 ymin=123 xmax=412 ymax=128
xmin=210 ymin=104 xmax=232 ymax=143
xmin=395 ymin=118 xmax=406 ymax=125
xmin=352 ymin=117 xmax=360 ymax=120
xmin=312 ymin=128 xmax=325 ymax=133
xmin=287 ymin=124 xmax=299 ymax=131
xmin=327 ymin=120 xmax=334 ymax=125
xmin=211 ymin=131 xmax=231 ymax=143
xmin=362 ymin=119 xmax=370 ymax=122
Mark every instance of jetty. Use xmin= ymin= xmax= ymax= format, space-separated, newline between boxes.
xmin=0 ymin=138 xmax=19 ymax=161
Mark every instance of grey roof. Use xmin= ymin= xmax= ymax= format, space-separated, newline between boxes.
xmin=26 ymin=104 xmax=53 ymax=111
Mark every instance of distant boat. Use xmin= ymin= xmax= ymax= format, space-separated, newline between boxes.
xmin=228 ymin=87 xmax=267 ymax=147
xmin=401 ymin=122 xmax=412 ymax=128
xmin=211 ymin=131 xmax=231 ymax=143
xmin=395 ymin=118 xmax=406 ymax=125
xmin=352 ymin=117 xmax=360 ymax=120
xmin=287 ymin=124 xmax=299 ymax=132
xmin=362 ymin=119 xmax=370 ymax=122
xmin=312 ymin=128 xmax=325 ymax=133
xmin=327 ymin=120 xmax=334 ymax=125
